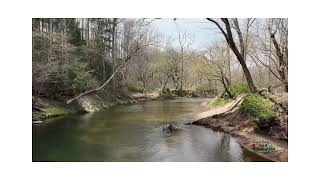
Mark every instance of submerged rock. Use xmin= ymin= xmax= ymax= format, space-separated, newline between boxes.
xmin=162 ymin=124 xmax=181 ymax=133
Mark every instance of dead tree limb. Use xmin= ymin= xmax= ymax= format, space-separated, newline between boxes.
xmin=211 ymin=96 xmax=245 ymax=118
xmin=66 ymin=60 xmax=128 ymax=104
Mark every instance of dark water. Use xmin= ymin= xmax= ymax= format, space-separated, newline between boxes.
xmin=33 ymin=98 xmax=268 ymax=162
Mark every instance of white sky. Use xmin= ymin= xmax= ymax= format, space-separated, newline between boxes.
xmin=150 ymin=18 xmax=224 ymax=51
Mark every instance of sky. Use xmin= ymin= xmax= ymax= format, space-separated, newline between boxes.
xmin=150 ymin=18 xmax=224 ymax=51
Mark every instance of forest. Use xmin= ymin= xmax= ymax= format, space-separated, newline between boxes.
xmin=32 ymin=18 xmax=288 ymax=162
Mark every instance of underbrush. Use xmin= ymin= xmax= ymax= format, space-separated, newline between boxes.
xmin=128 ymin=84 xmax=143 ymax=93
xmin=231 ymin=83 xmax=250 ymax=95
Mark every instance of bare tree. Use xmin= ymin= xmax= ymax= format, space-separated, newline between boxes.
xmin=133 ymin=50 xmax=154 ymax=94
xmin=200 ymin=45 xmax=235 ymax=99
xmin=177 ymin=31 xmax=192 ymax=90
xmin=206 ymin=18 xmax=257 ymax=93
xmin=269 ymin=19 xmax=288 ymax=92
xmin=248 ymin=18 xmax=288 ymax=92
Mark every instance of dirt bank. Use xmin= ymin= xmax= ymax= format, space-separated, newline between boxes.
xmin=32 ymin=93 xmax=137 ymax=123
xmin=189 ymin=99 xmax=288 ymax=162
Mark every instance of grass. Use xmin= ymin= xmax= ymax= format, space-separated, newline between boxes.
xmin=43 ymin=107 xmax=74 ymax=118
xmin=231 ymin=83 xmax=250 ymax=94
xmin=207 ymin=97 xmax=230 ymax=106
xmin=239 ymin=94 xmax=276 ymax=122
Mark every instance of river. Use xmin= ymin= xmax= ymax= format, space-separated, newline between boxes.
xmin=32 ymin=98 xmax=268 ymax=162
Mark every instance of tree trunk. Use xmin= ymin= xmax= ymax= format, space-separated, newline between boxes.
xmin=221 ymin=76 xmax=235 ymax=99
xmin=111 ymin=18 xmax=117 ymax=92
xmin=81 ymin=18 xmax=84 ymax=40
xmin=49 ymin=18 xmax=53 ymax=42
xmin=180 ymin=55 xmax=184 ymax=90
xmin=142 ymin=80 xmax=146 ymax=94
xmin=206 ymin=18 xmax=257 ymax=93
xmin=221 ymin=18 xmax=256 ymax=93
xmin=162 ymin=75 xmax=170 ymax=92
xmin=271 ymin=33 xmax=288 ymax=92
xmin=86 ymin=18 xmax=90 ymax=45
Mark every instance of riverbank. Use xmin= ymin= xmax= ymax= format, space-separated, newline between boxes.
xmin=32 ymin=93 xmax=138 ymax=123
xmin=33 ymin=87 xmax=218 ymax=122
xmin=32 ymin=91 xmax=166 ymax=123
xmin=32 ymin=89 xmax=204 ymax=123
xmin=188 ymin=97 xmax=288 ymax=162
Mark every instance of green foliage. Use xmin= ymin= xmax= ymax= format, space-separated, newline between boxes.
xmin=116 ymin=99 xmax=129 ymax=105
xmin=231 ymin=83 xmax=250 ymax=94
xmin=239 ymin=94 xmax=276 ymax=122
xmin=44 ymin=107 xmax=74 ymax=118
xmin=128 ymin=84 xmax=143 ymax=93
xmin=208 ymin=97 xmax=230 ymax=106
xmin=66 ymin=19 xmax=86 ymax=46
xmin=85 ymin=48 xmax=113 ymax=82
xmin=32 ymin=34 xmax=49 ymax=50
xmin=64 ymin=62 xmax=98 ymax=93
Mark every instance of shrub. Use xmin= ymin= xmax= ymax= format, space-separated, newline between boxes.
xmin=208 ymin=97 xmax=230 ymax=106
xmin=231 ymin=83 xmax=250 ymax=94
xmin=239 ymin=94 xmax=276 ymax=122
xmin=32 ymin=33 xmax=49 ymax=50
xmin=64 ymin=62 xmax=98 ymax=93
xmin=128 ymin=84 xmax=143 ymax=93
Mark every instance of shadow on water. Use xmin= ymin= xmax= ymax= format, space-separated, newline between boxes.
xmin=33 ymin=98 xmax=269 ymax=162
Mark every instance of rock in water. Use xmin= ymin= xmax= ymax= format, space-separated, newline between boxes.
xmin=162 ymin=124 xmax=181 ymax=133
xmin=33 ymin=120 xmax=43 ymax=124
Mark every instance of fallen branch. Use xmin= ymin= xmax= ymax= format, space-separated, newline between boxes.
xmin=66 ymin=60 xmax=127 ymax=104
xmin=66 ymin=37 xmax=154 ymax=104
xmin=186 ymin=96 xmax=245 ymax=125
xmin=211 ymin=96 xmax=245 ymax=118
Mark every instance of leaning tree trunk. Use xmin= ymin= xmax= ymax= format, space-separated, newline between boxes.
xmin=66 ymin=39 xmax=145 ymax=104
xmin=161 ymin=75 xmax=170 ymax=92
xmin=221 ymin=18 xmax=257 ymax=93
xmin=206 ymin=18 xmax=257 ymax=93
xmin=221 ymin=76 xmax=235 ymax=99
xmin=66 ymin=60 xmax=127 ymax=104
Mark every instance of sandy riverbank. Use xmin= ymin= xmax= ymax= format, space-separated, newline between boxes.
xmin=189 ymin=98 xmax=288 ymax=162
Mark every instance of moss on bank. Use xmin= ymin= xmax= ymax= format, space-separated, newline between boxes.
xmin=32 ymin=94 xmax=138 ymax=123
xmin=32 ymin=106 xmax=75 ymax=122
xmin=43 ymin=107 xmax=75 ymax=118
xmin=239 ymin=94 xmax=276 ymax=123
xmin=102 ymin=99 xmax=133 ymax=109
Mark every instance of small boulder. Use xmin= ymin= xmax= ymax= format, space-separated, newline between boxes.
xmin=162 ymin=124 xmax=181 ymax=133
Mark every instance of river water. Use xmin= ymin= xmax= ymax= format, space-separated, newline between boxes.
xmin=32 ymin=98 xmax=268 ymax=162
